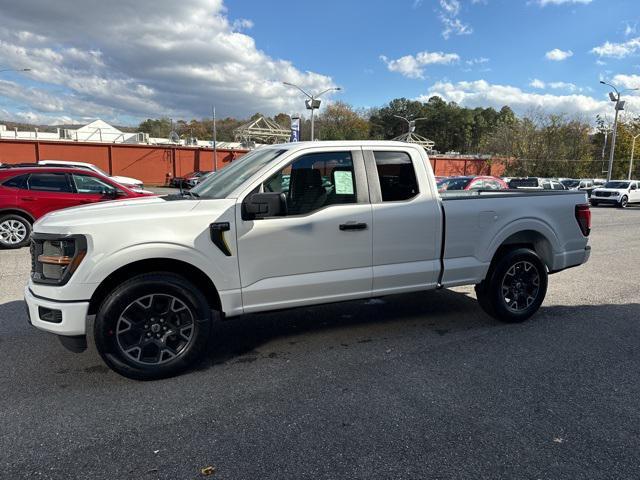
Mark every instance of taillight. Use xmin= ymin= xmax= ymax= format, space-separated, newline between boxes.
xmin=575 ymin=204 xmax=591 ymax=236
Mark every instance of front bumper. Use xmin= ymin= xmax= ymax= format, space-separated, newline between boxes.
xmin=591 ymin=196 xmax=619 ymax=204
xmin=24 ymin=286 xmax=89 ymax=336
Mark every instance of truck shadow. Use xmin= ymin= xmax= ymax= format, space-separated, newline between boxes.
xmin=196 ymin=288 xmax=497 ymax=369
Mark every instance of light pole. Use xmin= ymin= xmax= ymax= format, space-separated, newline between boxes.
xmin=629 ymin=133 xmax=640 ymax=180
xmin=600 ymin=80 xmax=639 ymax=181
xmin=283 ymin=82 xmax=341 ymax=141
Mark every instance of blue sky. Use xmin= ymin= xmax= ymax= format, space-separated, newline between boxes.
xmin=0 ymin=0 xmax=639 ymax=125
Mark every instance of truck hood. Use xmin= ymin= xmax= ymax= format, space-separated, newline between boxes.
xmin=593 ymin=188 xmax=624 ymax=194
xmin=33 ymin=196 xmax=226 ymax=234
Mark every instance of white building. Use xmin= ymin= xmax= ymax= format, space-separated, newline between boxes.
xmin=0 ymin=119 xmax=250 ymax=149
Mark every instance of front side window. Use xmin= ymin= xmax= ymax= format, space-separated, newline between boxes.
xmin=262 ymin=151 xmax=357 ymax=216
xmin=374 ymin=151 xmax=419 ymax=201
xmin=28 ymin=173 xmax=72 ymax=193
xmin=72 ymin=174 xmax=119 ymax=194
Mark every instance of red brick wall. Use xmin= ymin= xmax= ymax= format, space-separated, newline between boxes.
xmin=0 ymin=139 xmax=248 ymax=185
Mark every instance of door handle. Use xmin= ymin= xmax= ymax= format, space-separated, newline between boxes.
xmin=20 ymin=197 xmax=37 ymax=201
xmin=339 ymin=222 xmax=367 ymax=231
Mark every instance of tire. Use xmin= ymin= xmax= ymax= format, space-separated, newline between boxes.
xmin=0 ymin=214 xmax=32 ymax=249
xmin=619 ymin=196 xmax=628 ymax=209
xmin=475 ymin=248 xmax=548 ymax=323
xmin=94 ymin=272 xmax=213 ymax=380
xmin=590 ymin=200 xmax=599 ymax=207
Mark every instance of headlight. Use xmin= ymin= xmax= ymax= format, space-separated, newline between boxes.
xmin=612 ymin=191 xmax=619 ymax=196
xmin=31 ymin=234 xmax=87 ymax=285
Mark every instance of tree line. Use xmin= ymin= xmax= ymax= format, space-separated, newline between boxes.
xmin=138 ymin=96 xmax=640 ymax=179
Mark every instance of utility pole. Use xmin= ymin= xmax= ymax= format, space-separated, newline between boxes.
xmin=212 ymin=106 xmax=217 ymax=172
xmin=600 ymin=80 xmax=639 ymax=181
xmin=630 ymin=133 xmax=640 ymax=180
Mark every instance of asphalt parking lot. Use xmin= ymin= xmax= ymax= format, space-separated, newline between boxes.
xmin=1 ymin=206 xmax=640 ymax=479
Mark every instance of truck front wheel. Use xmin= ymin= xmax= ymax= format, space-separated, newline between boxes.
xmin=94 ymin=272 xmax=213 ymax=380
xmin=475 ymin=248 xmax=548 ymax=323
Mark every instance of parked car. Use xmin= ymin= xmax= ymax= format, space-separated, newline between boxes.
xmin=590 ymin=180 xmax=640 ymax=208
xmin=24 ymin=141 xmax=591 ymax=379
xmin=0 ymin=166 xmax=154 ymax=248
xmin=39 ymin=160 xmax=145 ymax=191
xmin=560 ymin=179 xmax=596 ymax=197
xmin=437 ymin=175 xmax=508 ymax=192
xmin=508 ymin=177 xmax=566 ymax=190
xmin=171 ymin=171 xmax=213 ymax=189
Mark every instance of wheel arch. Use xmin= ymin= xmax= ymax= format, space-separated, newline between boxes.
xmin=0 ymin=208 xmax=35 ymax=223
xmin=88 ymin=258 xmax=222 ymax=316
xmin=489 ymin=227 xmax=556 ymax=272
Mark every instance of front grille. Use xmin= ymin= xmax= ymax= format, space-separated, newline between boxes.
xmin=597 ymin=191 xmax=612 ymax=197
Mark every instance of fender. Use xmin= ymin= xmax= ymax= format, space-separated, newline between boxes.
xmin=0 ymin=207 xmax=35 ymax=222
xmin=485 ymin=217 xmax=559 ymax=266
xmin=81 ymin=241 xmax=238 ymax=292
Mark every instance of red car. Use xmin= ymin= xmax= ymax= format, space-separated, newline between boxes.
xmin=437 ymin=175 xmax=508 ymax=193
xmin=0 ymin=165 xmax=153 ymax=248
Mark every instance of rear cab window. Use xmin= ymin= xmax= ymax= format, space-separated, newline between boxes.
xmin=372 ymin=151 xmax=419 ymax=202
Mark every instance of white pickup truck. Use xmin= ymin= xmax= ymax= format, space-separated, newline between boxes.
xmin=24 ymin=141 xmax=591 ymax=379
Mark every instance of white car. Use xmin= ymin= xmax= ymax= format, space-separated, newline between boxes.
xmin=25 ymin=141 xmax=591 ymax=379
xmin=590 ymin=180 xmax=640 ymax=208
xmin=38 ymin=160 xmax=145 ymax=191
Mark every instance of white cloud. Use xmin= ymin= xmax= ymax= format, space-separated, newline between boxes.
xmin=624 ymin=23 xmax=637 ymax=37
xmin=545 ymin=48 xmax=574 ymax=61
xmin=438 ymin=0 xmax=474 ymax=39
xmin=549 ymin=81 xmax=578 ymax=92
xmin=530 ymin=79 xmax=546 ymax=89
xmin=0 ymin=0 xmax=337 ymax=124
xmin=536 ymin=0 xmax=592 ymax=5
xmin=612 ymin=74 xmax=640 ymax=89
xmin=380 ymin=51 xmax=460 ymax=79
xmin=529 ymin=79 xmax=580 ymax=92
xmin=440 ymin=0 xmax=461 ymax=16
xmin=418 ymin=79 xmax=639 ymax=118
xmin=591 ymin=37 xmax=640 ymax=59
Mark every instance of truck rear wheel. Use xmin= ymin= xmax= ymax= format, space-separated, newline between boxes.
xmin=94 ymin=272 xmax=212 ymax=380
xmin=475 ymin=248 xmax=548 ymax=323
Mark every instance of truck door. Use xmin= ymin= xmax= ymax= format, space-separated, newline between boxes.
xmin=363 ymin=148 xmax=443 ymax=295
xmin=235 ymin=148 xmax=372 ymax=313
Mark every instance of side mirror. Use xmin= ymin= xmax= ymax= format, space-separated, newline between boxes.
xmin=101 ymin=188 xmax=118 ymax=198
xmin=242 ymin=192 xmax=287 ymax=219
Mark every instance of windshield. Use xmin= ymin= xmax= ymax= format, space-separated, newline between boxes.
xmin=604 ymin=181 xmax=630 ymax=189
xmin=561 ymin=180 xmax=580 ymax=188
xmin=191 ymin=148 xmax=287 ymax=199
xmin=438 ymin=177 xmax=471 ymax=191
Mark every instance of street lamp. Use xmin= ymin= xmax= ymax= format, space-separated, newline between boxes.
xmin=283 ymin=82 xmax=341 ymax=141
xmin=0 ymin=68 xmax=31 ymax=74
xmin=599 ymin=80 xmax=639 ymax=181
xmin=629 ymin=133 xmax=640 ymax=180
